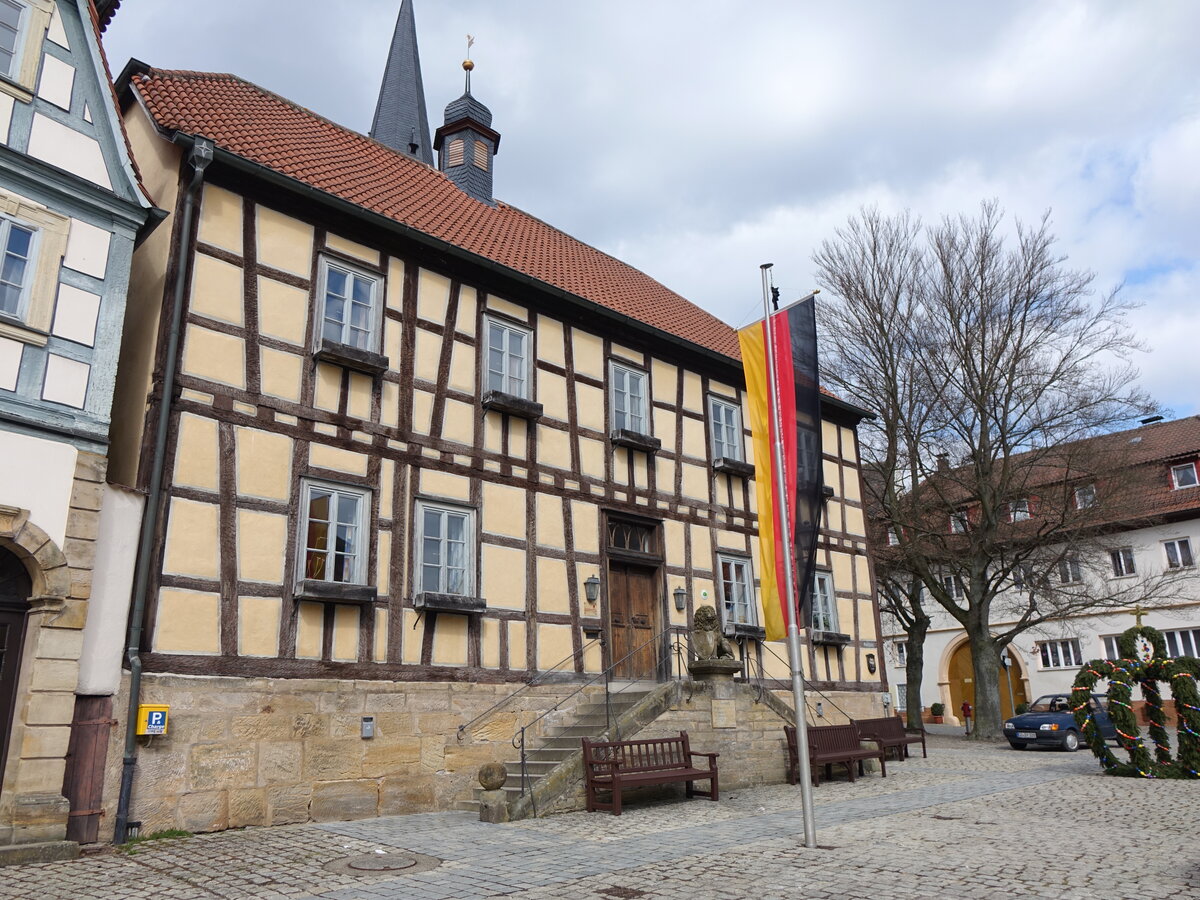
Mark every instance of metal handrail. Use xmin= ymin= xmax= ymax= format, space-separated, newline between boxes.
xmin=512 ymin=622 xmax=687 ymax=811
xmin=456 ymin=636 xmax=603 ymax=742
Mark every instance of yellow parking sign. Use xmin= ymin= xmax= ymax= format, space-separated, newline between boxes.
xmin=136 ymin=704 xmax=169 ymax=736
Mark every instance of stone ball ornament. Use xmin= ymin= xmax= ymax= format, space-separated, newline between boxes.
xmin=477 ymin=762 xmax=508 ymax=791
xmin=1070 ymin=624 xmax=1200 ymax=779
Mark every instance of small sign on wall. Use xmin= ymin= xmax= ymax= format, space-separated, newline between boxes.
xmin=136 ymin=704 xmax=169 ymax=736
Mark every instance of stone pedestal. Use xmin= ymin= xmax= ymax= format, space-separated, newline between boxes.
xmin=478 ymin=790 xmax=510 ymax=824
xmin=688 ymin=658 xmax=742 ymax=685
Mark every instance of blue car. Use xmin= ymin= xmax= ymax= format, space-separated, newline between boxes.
xmin=1003 ymin=693 xmax=1116 ymax=751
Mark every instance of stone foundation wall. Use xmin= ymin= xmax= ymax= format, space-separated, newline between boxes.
xmin=102 ymin=673 xmax=601 ymax=836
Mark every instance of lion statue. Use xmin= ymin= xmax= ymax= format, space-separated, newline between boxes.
xmin=692 ymin=604 xmax=736 ymax=660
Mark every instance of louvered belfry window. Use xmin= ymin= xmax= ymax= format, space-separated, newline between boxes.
xmin=473 ymin=140 xmax=489 ymax=170
xmin=448 ymin=139 xmax=465 ymax=167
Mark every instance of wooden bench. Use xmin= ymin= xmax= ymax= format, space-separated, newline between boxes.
xmin=855 ymin=715 xmax=927 ymax=760
xmin=581 ymin=731 xmax=719 ymax=815
xmin=785 ymin=723 xmax=886 ymax=786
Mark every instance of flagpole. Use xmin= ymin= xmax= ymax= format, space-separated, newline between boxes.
xmin=760 ymin=263 xmax=817 ymax=849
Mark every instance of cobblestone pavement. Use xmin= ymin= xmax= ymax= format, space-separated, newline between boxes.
xmin=1 ymin=735 xmax=1196 ymax=899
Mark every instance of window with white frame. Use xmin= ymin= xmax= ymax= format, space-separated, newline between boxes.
xmin=811 ymin=572 xmax=837 ymax=632
xmin=417 ymin=502 xmax=474 ymax=596
xmin=1056 ymin=554 xmax=1082 ymax=584
xmin=301 ymin=482 xmax=369 ymax=584
xmin=1038 ymin=639 xmax=1083 ymax=669
xmin=709 ymin=396 xmax=743 ymax=461
xmin=1163 ymin=628 xmax=1200 ymax=658
xmin=0 ymin=217 xmax=35 ymax=320
xmin=886 ymin=527 xmax=900 ymax=546
xmin=1102 ymin=634 xmax=1121 ymax=661
xmin=1163 ymin=537 xmax=1194 ymax=569
xmin=1109 ymin=547 xmax=1136 ymax=577
xmin=610 ymin=362 xmax=647 ymax=434
xmin=1074 ymin=484 xmax=1097 ymax=509
xmin=0 ymin=0 xmax=25 ymax=79
xmin=949 ymin=510 xmax=969 ymax=534
xmin=319 ymin=258 xmax=379 ymax=351
xmin=718 ymin=555 xmax=755 ymax=627
xmin=894 ymin=641 xmax=907 ymax=667
xmin=1170 ymin=462 xmax=1198 ymax=490
xmin=1012 ymin=564 xmax=1034 ymax=590
xmin=940 ymin=572 xmax=965 ymax=600
xmin=484 ymin=317 xmax=531 ymax=398
xmin=1009 ymin=499 xmax=1031 ymax=522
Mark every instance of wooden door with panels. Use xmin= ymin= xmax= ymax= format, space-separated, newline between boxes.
xmin=605 ymin=516 xmax=664 ymax=680
xmin=0 ymin=549 xmax=31 ymax=794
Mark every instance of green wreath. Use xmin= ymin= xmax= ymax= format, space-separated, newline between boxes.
xmin=1070 ymin=625 xmax=1200 ymax=779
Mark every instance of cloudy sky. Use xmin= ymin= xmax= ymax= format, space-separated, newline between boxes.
xmin=104 ymin=1 xmax=1200 ymax=417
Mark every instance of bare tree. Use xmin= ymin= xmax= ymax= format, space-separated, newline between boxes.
xmin=815 ymin=201 xmax=1166 ymax=739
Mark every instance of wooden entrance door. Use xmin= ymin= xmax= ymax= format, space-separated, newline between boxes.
xmin=947 ymin=640 xmax=1028 ymax=721
xmin=0 ymin=550 xmax=31 ymax=792
xmin=608 ymin=562 xmax=660 ymax=679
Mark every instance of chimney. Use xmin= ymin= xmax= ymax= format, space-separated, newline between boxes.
xmin=936 ymin=453 xmax=950 ymax=473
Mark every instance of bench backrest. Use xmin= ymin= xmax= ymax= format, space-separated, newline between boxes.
xmin=582 ymin=732 xmax=692 ymax=772
xmin=856 ymin=716 xmax=906 ymax=739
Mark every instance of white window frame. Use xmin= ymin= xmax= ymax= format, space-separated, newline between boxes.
xmin=483 ymin=315 xmax=532 ymax=399
xmin=1102 ymin=634 xmax=1121 ymax=661
xmin=894 ymin=641 xmax=907 ymax=668
xmin=1057 ymin=554 xmax=1082 ymax=585
xmin=1038 ymin=639 xmax=1083 ymax=669
xmin=1163 ymin=628 xmax=1200 ymax=658
xmin=0 ymin=0 xmax=29 ymax=82
xmin=940 ymin=572 xmax=965 ymax=600
xmin=1009 ymin=499 xmax=1031 ymax=522
xmin=298 ymin=480 xmax=370 ymax=586
xmin=718 ymin=554 xmax=755 ymax=627
xmin=949 ymin=510 xmax=969 ymax=534
xmin=316 ymin=256 xmax=381 ymax=353
xmin=0 ymin=214 xmax=38 ymax=322
xmin=415 ymin=500 xmax=476 ymax=597
xmin=709 ymin=396 xmax=743 ymax=462
xmin=1109 ymin=547 xmax=1136 ymax=577
xmin=610 ymin=361 xmax=648 ymax=435
xmin=1170 ymin=462 xmax=1198 ymax=490
xmin=1074 ymin=484 xmax=1096 ymax=510
xmin=1163 ymin=537 xmax=1194 ymax=570
xmin=811 ymin=572 xmax=838 ymax=632
xmin=886 ymin=527 xmax=900 ymax=546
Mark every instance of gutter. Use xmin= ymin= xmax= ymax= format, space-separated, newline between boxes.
xmin=112 ymin=137 xmax=213 ymax=845
xmin=166 ymin=132 xmax=874 ymax=424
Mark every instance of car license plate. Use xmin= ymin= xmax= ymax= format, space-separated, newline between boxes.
xmin=1017 ymin=731 xmax=1037 ymax=739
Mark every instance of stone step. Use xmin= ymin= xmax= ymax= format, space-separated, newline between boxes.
xmin=503 ymin=759 xmax=561 ymax=773
xmin=453 ymin=799 xmax=479 ymax=813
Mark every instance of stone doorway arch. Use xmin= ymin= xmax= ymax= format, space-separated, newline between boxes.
xmin=939 ymin=635 xmax=1029 ymax=724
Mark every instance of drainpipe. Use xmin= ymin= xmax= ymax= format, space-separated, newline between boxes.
xmin=112 ymin=138 xmax=213 ymax=844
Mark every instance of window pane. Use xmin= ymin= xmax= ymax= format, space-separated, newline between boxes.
xmin=0 ymin=0 xmax=20 ymax=31
xmin=2 ymin=254 xmax=26 ymax=287
xmin=0 ymin=282 xmax=18 ymax=315
xmin=326 ymin=268 xmax=347 ymax=298
xmin=352 ymin=276 xmax=373 ymax=305
xmin=422 ymin=563 xmax=441 ymax=593
xmin=1180 ymin=541 xmax=1194 ymax=567
xmin=6 ymin=224 xmax=31 ymax=257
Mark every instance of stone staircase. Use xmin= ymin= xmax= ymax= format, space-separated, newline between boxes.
xmin=460 ymin=681 xmax=681 ymax=819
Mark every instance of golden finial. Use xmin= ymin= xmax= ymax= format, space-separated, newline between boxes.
xmin=463 ymin=35 xmax=476 ymax=88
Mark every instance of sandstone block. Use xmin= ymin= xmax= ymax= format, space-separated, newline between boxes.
xmin=379 ymin=775 xmax=435 ymax=815
xmin=258 ymin=741 xmax=303 ymax=786
xmin=419 ymin=735 xmax=444 ymax=772
xmin=228 ymin=788 xmax=267 ymax=828
xmin=13 ymin=758 xmax=66 ymax=795
xmin=48 ymin=598 xmax=88 ymax=628
xmin=61 ymin=538 xmax=96 ymax=570
xmin=177 ymin=791 xmax=228 ymax=833
xmin=33 ymin=628 xmax=84 ymax=662
xmin=303 ymin=738 xmax=364 ymax=781
xmin=310 ymin=780 xmax=377 ymax=822
xmin=362 ymin=736 xmax=422 ymax=778
xmin=27 ymin=659 xmax=77 ymax=693
xmin=11 ymin=791 xmax=70 ymax=826
xmin=266 ymin=785 xmax=311 ymax=826
xmin=189 ymin=742 xmax=258 ymax=791
xmin=69 ymin=478 xmax=103 ymax=511
xmin=22 ymin=692 xmax=75 ymax=726
xmin=231 ymin=715 xmax=298 ymax=742
xmin=290 ymin=713 xmax=327 ymax=738
xmin=21 ymin=725 xmax=71 ymax=759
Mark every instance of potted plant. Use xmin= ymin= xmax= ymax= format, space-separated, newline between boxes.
xmin=930 ymin=702 xmax=945 ymax=724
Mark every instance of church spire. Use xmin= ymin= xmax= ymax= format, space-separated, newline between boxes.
xmin=370 ymin=0 xmax=433 ymax=165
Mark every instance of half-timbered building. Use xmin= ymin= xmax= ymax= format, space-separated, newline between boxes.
xmin=102 ymin=2 xmax=886 ymax=833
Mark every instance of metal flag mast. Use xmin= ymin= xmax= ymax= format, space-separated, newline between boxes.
xmin=760 ymin=263 xmax=818 ymax=849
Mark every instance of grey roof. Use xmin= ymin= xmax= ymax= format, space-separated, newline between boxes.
xmin=444 ymin=90 xmax=493 ymax=128
xmin=369 ymin=0 xmax=433 ymax=165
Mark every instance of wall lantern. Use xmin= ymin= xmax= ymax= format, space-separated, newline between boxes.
xmin=584 ymin=574 xmax=601 ymax=605
xmin=673 ymin=586 xmax=687 ymax=612
xmin=866 ymin=653 xmax=877 ymax=674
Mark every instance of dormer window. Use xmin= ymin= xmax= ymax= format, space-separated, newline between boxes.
xmin=1074 ymin=484 xmax=1097 ymax=509
xmin=1008 ymin=499 xmax=1031 ymax=522
xmin=1171 ymin=462 xmax=1198 ymax=490
xmin=950 ymin=510 xmax=969 ymax=534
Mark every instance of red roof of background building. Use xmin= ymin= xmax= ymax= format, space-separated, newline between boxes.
xmin=130 ymin=69 xmax=746 ymax=361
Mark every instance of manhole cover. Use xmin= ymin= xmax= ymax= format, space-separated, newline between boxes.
xmin=346 ymin=853 xmax=419 ymax=872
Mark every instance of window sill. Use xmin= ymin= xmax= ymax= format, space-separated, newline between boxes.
xmin=314 ymin=339 xmax=389 ymax=376
xmin=724 ymin=622 xmax=765 ymax=641
xmin=0 ymin=316 xmax=48 ymax=347
xmin=413 ymin=592 xmax=487 ymax=614
xmin=713 ymin=457 xmax=754 ymax=479
xmin=294 ymin=580 xmax=378 ymax=605
xmin=610 ymin=429 xmax=661 ymax=454
xmin=482 ymin=390 xmax=543 ymax=421
xmin=810 ymin=630 xmax=852 ymax=646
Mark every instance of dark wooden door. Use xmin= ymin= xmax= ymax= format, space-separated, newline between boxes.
xmin=608 ymin=563 xmax=660 ymax=679
xmin=0 ymin=550 xmax=31 ymax=793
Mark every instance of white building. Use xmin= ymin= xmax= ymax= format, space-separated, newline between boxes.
xmin=882 ymin=416 xmax=1200 ymax=725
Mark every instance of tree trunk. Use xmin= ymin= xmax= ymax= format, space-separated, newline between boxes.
xmin=966 ymin=622 xmax=1003 ymax=739
xmin=905 ymin=621 xmax=929 ymax=726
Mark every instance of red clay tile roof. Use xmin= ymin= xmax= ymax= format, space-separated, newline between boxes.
xmin=130 ymin=69 xmax=744 ymax=360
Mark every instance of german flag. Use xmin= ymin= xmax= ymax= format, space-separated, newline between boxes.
xmin=738 ymin=297 xmax=823 ymax=641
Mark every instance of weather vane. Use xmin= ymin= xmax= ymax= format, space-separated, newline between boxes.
xmin=464 ymin=35 xmax=475 ymax=91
